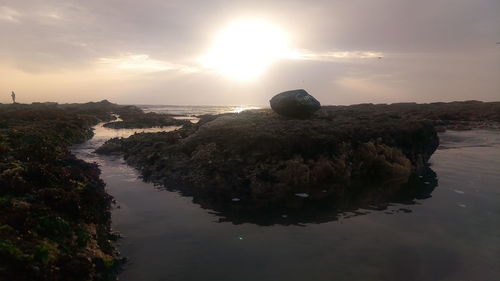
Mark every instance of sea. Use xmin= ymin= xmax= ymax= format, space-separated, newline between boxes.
xmin=72 ymin=105 xmax=500 ymax=281
xmin=139 ymin=105 xmax=262 ymax=122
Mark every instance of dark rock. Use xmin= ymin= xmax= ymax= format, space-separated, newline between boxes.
xmin=95 ymin=101 xmax=500 ymax=225
xmin=103 ymin=111 xmax=188 ymax=129
xmin=0 ymin=102 xmax=121 ymax=281
xmin=270 ymin=89 xmax=321 ymax=118
xmin=97 ymin=107 xmax=440 ymax=217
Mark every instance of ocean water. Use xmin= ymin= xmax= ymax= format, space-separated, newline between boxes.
xmin=139 ymin=105 xmax=262 ymax=116
xmin=72 ymin=110 xmax=500 ymax=281
xmin=138 ymin=105 xmax=262 ymax=123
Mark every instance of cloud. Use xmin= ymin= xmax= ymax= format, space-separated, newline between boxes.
xmin=95 ymin=48 xmax=381 ymax=80
xmin=0 ymin=0 xmax=499 ymax=104
xmin=335 ymin=75 xmax=403 ymax=99
xmin=0 ymin=6 xmax=19 ymax=22
xmin=98 ymin=54 xmax=200 ymax=74
xmin=284 ymin=50 xmax=383 ymax=61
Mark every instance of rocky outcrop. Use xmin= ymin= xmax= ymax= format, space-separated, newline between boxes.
xmin=0 ymin=102 xmax=122 ymax=281
xmin=270 ymin=89 xmax=321 ymax=118
xmin=103 ymin=108 xmax=188 ymax=129
xmin=97 ymin=107 xmax=439 ymax=214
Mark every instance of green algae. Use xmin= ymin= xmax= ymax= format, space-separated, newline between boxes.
xmin=0 ymin=101 xmax=133 ymax=281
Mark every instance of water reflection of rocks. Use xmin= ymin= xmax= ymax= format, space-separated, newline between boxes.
xmin=145 ymin=167 xmax=438 ymax=226
xmin=96 ymin=108 xmax=443 ymax=226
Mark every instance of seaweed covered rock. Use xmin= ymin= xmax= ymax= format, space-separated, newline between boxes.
xmin=270 ymin=89 xmax=321 ymax=118
xmin=0 ymin=102 xmax=121 ymax=281
xmin=97 ymin=107 xmax=439 ymax=212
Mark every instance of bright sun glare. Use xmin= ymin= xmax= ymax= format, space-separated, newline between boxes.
xmin=201 ymin=20 xmax=289 ymax=81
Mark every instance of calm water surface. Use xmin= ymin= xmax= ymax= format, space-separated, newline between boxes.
xmin=73 ymin=122 xmax=500 ymax=281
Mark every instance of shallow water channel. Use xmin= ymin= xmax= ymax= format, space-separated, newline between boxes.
xmin=73 ymin=125 xmax=500 ymax=281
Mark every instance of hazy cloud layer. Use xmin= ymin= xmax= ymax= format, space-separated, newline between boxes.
xmin=0 ymin=0 xmax=499 ymax=104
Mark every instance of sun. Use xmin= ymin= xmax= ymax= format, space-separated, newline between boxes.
xmin=201 ymin=19 xmax=289 ymax=81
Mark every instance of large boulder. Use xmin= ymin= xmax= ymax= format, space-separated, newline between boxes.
xmin=270 ymin=89 xmax=321 ymax=118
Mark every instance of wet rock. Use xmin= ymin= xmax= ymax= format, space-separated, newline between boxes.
xmin=93 ymin=100 xmax=500 ymax=224
xmin=0 ymin=102 xmax=121 ymax=281
xmin=103 ymin=112 xmax=188 ymax=129
xmin=97 ymin=107 xmax=440 ymax=213
xmin=270 ymin=89 xmax=321 ymax=118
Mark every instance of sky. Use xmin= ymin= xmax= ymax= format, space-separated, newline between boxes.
xmin=0 ymin=0 xmax=499 ymax=105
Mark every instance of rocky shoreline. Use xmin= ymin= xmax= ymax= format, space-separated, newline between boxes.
xmin=96 ymin=101 xmax=500 ymax=218
xmin=102 ymin=105 xmax=188 ymax=129
xmin=2 ymin=100 xmax=499 ymax=276
xmin=0 ymin=101 xmax=145 ymax=281
xmin=96 ymin=109 xmax=436 ymax=212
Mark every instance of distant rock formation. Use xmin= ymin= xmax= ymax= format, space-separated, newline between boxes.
xmin=270 ymin=89 xmax=321 ymax=118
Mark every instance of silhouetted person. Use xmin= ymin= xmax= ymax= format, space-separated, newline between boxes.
xmin=11 ymin=91 xmax=16 ymax=103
